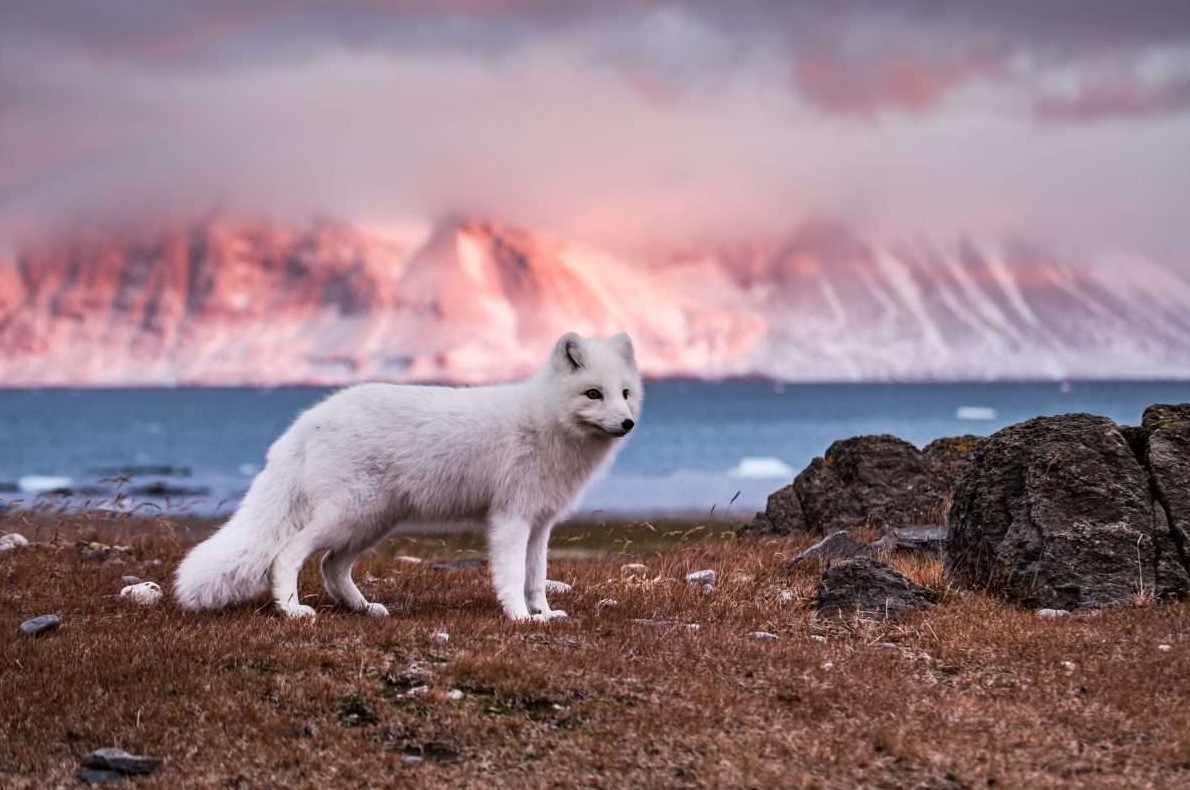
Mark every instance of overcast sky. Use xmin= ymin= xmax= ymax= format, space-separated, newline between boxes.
xmin=2 ymin=1 xmax=1189 ymax=259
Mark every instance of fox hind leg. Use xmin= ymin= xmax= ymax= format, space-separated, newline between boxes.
xmin=321 ymin=542 xmax=390 ymax=617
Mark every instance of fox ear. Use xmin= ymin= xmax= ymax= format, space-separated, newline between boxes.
xmin=610 ymin=332 xmax=636 ymax=367
xmin=552 ymin=331 xmax=584 ymax=373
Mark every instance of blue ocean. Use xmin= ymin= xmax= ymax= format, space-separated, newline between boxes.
xmin=2 ymin=381 xmax=1188 ymax=519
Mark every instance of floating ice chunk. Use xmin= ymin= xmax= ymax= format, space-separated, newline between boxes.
xmin=727 ymin=457 xmax=795 ymax=479
xmin=19 ymin=475 xmax=73 ymax=493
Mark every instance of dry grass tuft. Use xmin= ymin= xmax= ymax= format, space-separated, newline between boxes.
xmin=1 ymin=513 xmax=1188 ymax=787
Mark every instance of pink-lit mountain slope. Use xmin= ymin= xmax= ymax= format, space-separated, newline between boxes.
xmin=1 ymin=218 xmax=1188 ymax=385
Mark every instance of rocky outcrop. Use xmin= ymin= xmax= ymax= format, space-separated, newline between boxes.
xmin=741 ymin=434 xmax=978 ymax=536
xmin=737 ymin=483 xmax=806 ymax=535
xmin=813 ymin=558 xmax=935 ymax=619
xmin=946 ymin=409 xmax=1190 ymax=608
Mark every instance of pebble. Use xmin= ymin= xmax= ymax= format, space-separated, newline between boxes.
xmin=620 ymin=563 xmax=649 ymax=578
xmin=0 ymin=532 xmax=29 ymax=552
xmin=778 ymin=589 xmax=795 ymax=606
xmin=119 ymin=582 xmax=163 ymax=606
xmin=406 ymin=685 xmax=430 ymax=697
xmin=402 ymin=755 xmax=425 ymax=767
xmin=446 ymin=689 xmax=465 ymax=701
xmin=394 ymin=555 xmax=423 ymax=564
xmin=747 ymin=631 xmax=779 ymax=641
xmin=120 ymin=575 xmax=142 ymax=586
xmin=685 ymin=569 xmax=716 ymax=585
xmin=19 ymin=614 xmax=60 ymax=636
xmin=1061 ymin=661 xmax=1077 ymax=672
xmin=810 ymin=635 xmax=827 ymax=643
xmin=597 ymin=598 xmax=619 ymax=609
xmin=1157 ymin=644 xmax=1172 ymax=652
xmin=545 ymin=580 xmax=573 ymax=594
xmin=81 ymin=747 xmax=162 ymax=777
xmin=1037 ymin=608 xmax=1070 ymax=619
xmin=820 ymin=661 xmax=834 ymax=671
xmin=431 ymin=631 xmax=450 ymax=645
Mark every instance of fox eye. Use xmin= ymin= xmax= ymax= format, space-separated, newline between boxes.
xmin=584 ymin=388 xmax=603 ymax=400
xmin=622 ymin=389 xmax=630 ymax=399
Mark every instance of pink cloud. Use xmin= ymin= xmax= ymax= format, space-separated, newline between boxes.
xmin=791 ymin=52 xmax=1005 ymax=118
xmin=1036 ymin=74 xmax=1190 ymax=122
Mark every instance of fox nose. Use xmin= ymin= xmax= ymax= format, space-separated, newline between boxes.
xmin=621 ymin=419 xmax=635 ymax=433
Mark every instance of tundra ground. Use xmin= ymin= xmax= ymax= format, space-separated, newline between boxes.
xmin=1 ymin=511 xmax=1188 ymax=788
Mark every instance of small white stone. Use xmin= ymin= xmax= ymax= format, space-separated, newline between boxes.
xmin=1061 ymin=661 xmax=1077 ymax=672
xmin=778 ymin=589 xmax=795 ymax=606
xmin=747 ymin=631 xmax=779 ymax=641
xmin=820 ymin=661 xmax=834 ymax=671
xmin=810 ymin=635 xmax=827 ymax=643
xmin=0 ymin=533 xmax=30 ymax=552
xmin=394 ymin=555 xmax=423 ymax=565
xmin=402 ymin=755 xmax=424 ymax=766
xmin=685 ymin=569 xmax=716 ymax=585
xmin=1157 ymin=644 xmax=1172 ymax=652
xmin=545 ymin=580 xmax=573 ymax=594
xmin=621 ymin=563 xmax=649 ymax=578
xmin=597 ymin=598 xmax=619 ymax=609
xmin=446 ymin=689 xmax=465 ymax=701
xmin=406 ymin=685 xmax=430 ymax=697
xmin=431 ymin=631 xmax=450 ymax=645
xmin=1037 ymin=608 xmax=1070 ymax=619
xmin=120 ymin=575 xmax=142 ymax=585
xmin=119 ymin=581 xmax=163 ymax=606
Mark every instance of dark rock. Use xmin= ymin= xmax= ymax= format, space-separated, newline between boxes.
xmin=876 ymin=525 xmax=949 ymax=556
xmin=795 ymin=435 xmax=950 ymax=534
xmin=1139 ymin=404 xmax=1190 ymax=595
xmin=788 ymin=531 xmax=872 ymax=566
xmin=813 ymin=558 xmax=934 ymax=619
xmin=76 ymin=768 xmax=125 ymax=785
xmin=19 ymin=614 xmax=60 ymax=636
xmin=946 ymin=412 xmax=1188 ymax=608
xmin=128 ymin=482 xmax=210 ymax=498
xmin=737 ymin=483 xmax=806 ymax=536
xmin=81 ymin=748 xmax=162 ymax=776
xmin=923 ymin=435 xmax=983 ymax=488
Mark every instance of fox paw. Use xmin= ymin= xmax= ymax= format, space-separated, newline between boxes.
xmin=363 ymin=602 xmax=390 ymax=617
xmin=278 ymin=603 xmax=317 ymax=619
xmin=527 ymin=610 xmax=568 ymax=623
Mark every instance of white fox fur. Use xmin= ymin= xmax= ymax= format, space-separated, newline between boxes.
xmin=173 ymin=332 xmax=642 ymax=620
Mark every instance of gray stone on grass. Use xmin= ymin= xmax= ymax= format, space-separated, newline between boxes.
xmin=81 ymin=748 xmax=162 ymax=776
xmin=0 ymin=532 xmax=29 ymax=552
xmin=789 ymin=531 xmax=871 ymax=566
xmin=19 ymin=614 xmax=60 ymax=636
xmin=685 ymin=569 xmax=716 ymax=585
xmin=544 ymin=580 xmax=573 ymax=594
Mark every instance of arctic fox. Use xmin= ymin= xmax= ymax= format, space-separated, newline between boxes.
xmin=174 ymin=332 xmax=641 ymax=621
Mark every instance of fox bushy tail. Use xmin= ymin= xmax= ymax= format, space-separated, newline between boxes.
xmin=174 ymin=445 xmax=304 ymax=610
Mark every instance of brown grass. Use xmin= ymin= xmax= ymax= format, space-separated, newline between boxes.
xmin=2 ymin=512 xmax=1189 ymax=788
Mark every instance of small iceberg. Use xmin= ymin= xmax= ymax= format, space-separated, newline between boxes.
xmin=956 ymin=406 xmax=997 ymax=421
xmin=19 ymin=475 xmax=73 ymax=494
xmin=728 ymin=457 xmax=795 ymax=479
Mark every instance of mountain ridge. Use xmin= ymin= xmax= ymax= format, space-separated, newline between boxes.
xmin=1 ymin=217 xmax=1188 ymax=386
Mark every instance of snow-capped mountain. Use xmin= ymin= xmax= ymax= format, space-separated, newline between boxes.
xmin=1 ymin=217 xmax=1188 ymax=385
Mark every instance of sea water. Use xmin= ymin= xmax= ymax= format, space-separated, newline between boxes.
xmin=2 ymin=380 xmax=1188 ymax=519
